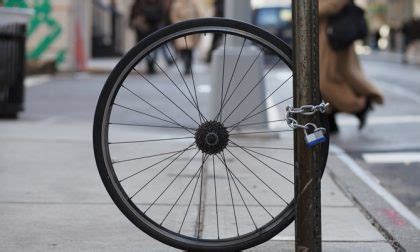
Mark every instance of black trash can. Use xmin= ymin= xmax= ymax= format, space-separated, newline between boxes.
xmin=0 ymin=23 xmax=26 ymax=118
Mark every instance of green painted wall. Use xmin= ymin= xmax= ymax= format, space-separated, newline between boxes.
xmin=5 ymin=0 xmax=66 ymax=64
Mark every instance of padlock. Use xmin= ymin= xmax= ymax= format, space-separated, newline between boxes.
xmin=304 ymin=126 xmax=327 ymax=148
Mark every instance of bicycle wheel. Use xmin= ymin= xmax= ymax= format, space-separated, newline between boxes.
xmin=93 ymin=18 xmax=329 ymax=251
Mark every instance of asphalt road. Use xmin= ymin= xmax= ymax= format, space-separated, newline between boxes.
xmin=332 ymin=59 xmax=420 ymax=219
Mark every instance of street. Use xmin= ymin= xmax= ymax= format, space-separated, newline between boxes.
xmin=334 ymin=58 xmax=420 ymax=219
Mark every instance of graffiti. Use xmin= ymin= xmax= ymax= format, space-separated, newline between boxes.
xmin=5 ymin=0 xmax=66 ymax=64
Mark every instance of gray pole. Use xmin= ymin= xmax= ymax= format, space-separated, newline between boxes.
xmin=224 ymin=0 xmax=251 ymax=22
xmin=293 ymin=0 xmax=322 ymax=251
xmin=210 ymin=0 xmax=267 ymax=128
xmin=224 ymin=0 xmax=252 ymax=46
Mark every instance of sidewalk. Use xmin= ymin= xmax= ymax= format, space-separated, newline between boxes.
xmin=0 ymin=119 xmax=393 ymax=251
xmin=0 ymin=72 xmax=406 ymax=251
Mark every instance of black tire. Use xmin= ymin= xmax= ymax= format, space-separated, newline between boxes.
xmin=93 ymin=18 xmax=329 ymax=251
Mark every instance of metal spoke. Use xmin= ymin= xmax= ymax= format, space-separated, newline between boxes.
xmin=215 ymin=153 xmax=273 ymax=219
xmin=231 ymin=141 xmax=294 ymax=167
xmin=229 ymin=140 xmax=294 ymax=186
xmin=109 ymin=136 xmax=195 ymax=145
xmin=113 ymin=103 xmax=194 ymax=135
xmin=145 ymin=55 xmax=206 ymax=122
xmin=133 ymin=68 xmax=200 ymax=126
xmin=109 ymin=122 xmax=196 ymax=130
xmin=226 ymin=148 xmax=289 ymax=205
xmin=129 ymin=145 xmax=193 ymax=200
xmin=164 ymin=44 xmax=202 ymax=115
xmin=213 ymin=156 xmax=220 ymax=239
xmin=218 ymin=34 xmax=227 ymax=122
xmin=228 ymin=145 xmax=293 ymax=151
xmin=145 ymin=150 xmax=200 ymax=214
xmin=221 ymin=38 xmax=246 ymax=108
xmin=102 ymin=27 xmax=302 ymax=241
xmin=227 ymin=119 xmax=287 ymax=128
xmin=221 ymin=152 xmax=239 ymax=236
xmin=121 ymin=85 xmax=194 ymax=134
xmin=161 ymin=164 xmax=203 ymax=226
xmin=213 ymin=48 xmax=264 ymax=121
xmin=229 ymin=129 xmax=293 ymax=136
xmin=227 ymin=168 xmax=259 ymax=229
xmin=178 ymin=164 xmax=203 ymax=233
xmin=184 ymin=37 xmax=204 ymax=123
xmin=228 ymin=75 xmax=293 ymax=132
xmin=120 ymin=143 xmax=195 ymax=183
xmin=230 ymin=96 xmax=293 ymax=129
xmin=113 ymin=147 xmax=197 ymax=164
xmin=222 ymin=58 xmax=281 ymax=124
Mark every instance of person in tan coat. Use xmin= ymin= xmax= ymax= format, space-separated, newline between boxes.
xmin=319 ymin=0 xmax=384 ymax=132
xmin=170 ymin=0 xmax=200 ymax=74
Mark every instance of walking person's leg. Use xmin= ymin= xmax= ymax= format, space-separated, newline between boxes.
xmin=161 ymin=46 xmax=173 ymax=65
xmin=147 ymin=50 xmax=157 ymax=74
xmin=181 ymin=49 xmax=192 ymax=75
xmin=206 ymin=33 xmax=222 ymax=63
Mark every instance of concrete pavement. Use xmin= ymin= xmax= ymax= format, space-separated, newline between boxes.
xmin=0 ymin=69 xmax=408 ymax=251
xmin=0 ymin=118 xmax=394 ymax=251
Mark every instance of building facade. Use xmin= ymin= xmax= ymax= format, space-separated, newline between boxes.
xmin=3 ymin=0 xmax=420 ymax=71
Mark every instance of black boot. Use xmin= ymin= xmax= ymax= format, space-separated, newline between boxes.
xmin=147 ymin=58 xmax=156 ymax=74
xmin=355 ymin=98 xmax=372 ymax=130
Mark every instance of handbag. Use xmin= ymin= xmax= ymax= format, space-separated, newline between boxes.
xmin=326 ymin=1 xmax=368 ymax=51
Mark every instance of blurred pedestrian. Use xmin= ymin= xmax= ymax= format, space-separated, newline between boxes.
xmin=170 ymin=0 xmax=201 ymax=74
xmin=160 ymin=0 xmax=174 ymax=65
xmin=402 ymin=19 xmax=420 ymax=64
xmin=206 ymin=0 xmax=224 ymax=63
xmin=163 ymin=0 xmax=173 ymax=26
xmin=319 ymin=0 xmax=384 ymax=133
xmin=130 ymin=0 xmax=165 ymax=74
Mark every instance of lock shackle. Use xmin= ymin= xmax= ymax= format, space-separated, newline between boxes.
xmin=304 ymin=123 xmax=326 ymax=133
xmin=304 ymin=123 xmax=318 ymax=130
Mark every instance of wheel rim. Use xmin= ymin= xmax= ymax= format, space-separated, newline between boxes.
xmin=96 ymin=20 xmax=302 ymax=249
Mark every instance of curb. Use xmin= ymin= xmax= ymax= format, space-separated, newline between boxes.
xmin=327 ymin=145 xmax=420 ymax=251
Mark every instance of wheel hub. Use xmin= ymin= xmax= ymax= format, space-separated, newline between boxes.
xmin=195 ymin=121 xmax=229 ymax=155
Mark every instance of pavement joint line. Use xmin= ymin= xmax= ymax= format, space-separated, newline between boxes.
xmin=330 ymin=144 xmax=420 ymax=230
xmin=195 ymin=158 xmax=209 ymax=238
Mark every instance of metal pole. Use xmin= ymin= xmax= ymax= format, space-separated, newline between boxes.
xmin=224 ymin=0 xmax=251 ymax=23
xmin=293 ymin=0 xmax=322 ymax=251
